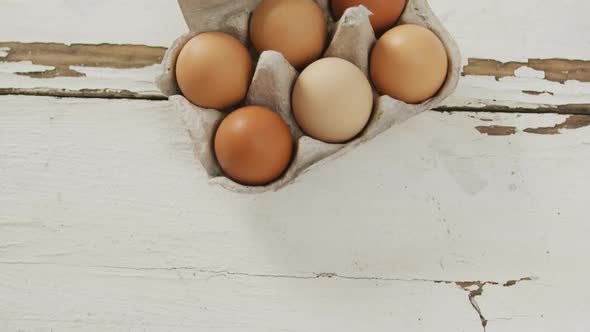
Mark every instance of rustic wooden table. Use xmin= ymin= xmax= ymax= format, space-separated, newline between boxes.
xmin=1 ymin=0 xmax=589 ymax=331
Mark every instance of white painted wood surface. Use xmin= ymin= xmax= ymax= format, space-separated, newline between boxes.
xmin=1 ymin=0 xmax=589 ymax=330
xmin=2 ymin=96 xmax=590 ymax=330
xmin=1 ymin=0 xmax=589 ymax=109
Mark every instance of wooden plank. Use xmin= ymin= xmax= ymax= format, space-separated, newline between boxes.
xmin=0 ymin=42 xmax=164 ymax=78
xmin=0 ymin=42 xmax=165 ymax=100
xmin=2 ymin=96 xmax=589 ymax=330
xmin=1 ymin=1 xmax=589 ymax=111
xmin=1 ymin=96 xmax=589 ymax=279
xmin=1 ymin=42 xmax=588 ymax=112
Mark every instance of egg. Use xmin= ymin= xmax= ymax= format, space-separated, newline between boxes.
xmin=292 ymin=58 xmax=373 ymax=143
xmin=250 ymin=0 xmax=327 ymax=69
xmin=214 ymin=106 xmax=293 ymax=186
xmin=176 ymin=32 xmax=253 ymax=110
xmin=370 ymin=24 xmax=448 ymax=104
xmin=331 ymin=0 xmax=406 ymax=34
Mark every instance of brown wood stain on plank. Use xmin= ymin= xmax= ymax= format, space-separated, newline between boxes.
xmin=474 ymin=115 xmax=590 ymax=136
xmin=462 ymin=58 xmax=590 ymax=84
xmin=524 ymin=115 xmax=590 ymax=135
xmin=0 ymin=42 xmax=166 ymax=78
xmin=475 ymin=125 xmax=517 ymax=136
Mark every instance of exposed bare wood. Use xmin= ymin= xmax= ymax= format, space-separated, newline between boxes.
xmin=0 ymin=42 xmax=165 ymax=78
xmin=524 ymin=115 xmax=590 ymax=135
xmin=462 ymin=58 xmax=590 ymax=84
xmin=475 ymin=125 xmax=517 ymax=136
xmin=474 ymin=115 xmax=590 ymax=136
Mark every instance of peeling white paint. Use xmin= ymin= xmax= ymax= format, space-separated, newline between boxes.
xmin=0 ymin=47 xmax=9 ymax=58
xmin=70 ymin=64 xmax=162 ymax=81
xmin=514 ymin=66 xmax=546 ymax=79
xmin=0 ymin=66 xmax=159 ymax=94
xmin=0 ymin=61 xmax=54 ymax=74
xmin=451 ymin=77 xmax=590 ymax=107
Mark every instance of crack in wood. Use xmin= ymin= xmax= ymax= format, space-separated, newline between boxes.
xmin=0 ymin=42 xmax=165 ymax=78
xmin=462 ymin=58 xmax=590 ymax=84
xmin=2 ymin=88 xmax=588 ymax=116
xmin=455 ymin=278 xmax=534 ymax=332
xmin=0 ymin=261 xmax=535 ymax=284
xmin=522 ymin=90 xmax=554 ymax=96
xmin=0 ymin=259 xmax=536 ymax=330
xmin=0 ymin=87 xmax=167 ymax=100
xmin=467 ymin=115 xmax=494 ymax=122
xmin=455 ymin=281 xmax=493 ymax=331
xmin=439 ymin=104 xmax=590 ymax=116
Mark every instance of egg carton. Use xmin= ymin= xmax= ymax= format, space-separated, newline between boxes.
xmin=157 ymin=0 xmax=461 ymax=194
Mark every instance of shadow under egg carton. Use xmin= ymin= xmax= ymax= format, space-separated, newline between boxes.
xmin=156 ymin=0 xmax=461 ymax=194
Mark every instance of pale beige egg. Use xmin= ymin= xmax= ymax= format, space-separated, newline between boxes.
xmin=292 ymin=57 xmax=374 ymax=143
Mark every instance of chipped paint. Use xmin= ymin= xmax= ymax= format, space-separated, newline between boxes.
xmin=0 ymin=47 xmax=9 ymax=58
xmin=524 ymin=115 xmax=590 ymax=135
xmin=454 ymin=278 xmax=534 ymax=332
xmin=460 ymin=282 xmax=489 ymax=331
xmin=462 ymin=58 xmax=590 ymax=84
xmin=503 ymin=277 xmax=533 ymax=287
xmin=475 ymin=125 xmax=517 ymax=136
xmin=514 ymin=66 xmax=545 ymax=79
xmin=467 ymin=115 xmax=494 ymax=122
xmin=0 ymin=42 xmax=165 ymax=79
xmin=522 ymin=90 xmax=555 ymax=96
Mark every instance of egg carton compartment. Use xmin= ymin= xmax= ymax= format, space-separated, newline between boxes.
xmin=157 ymin=0 xmax=461 ymax=194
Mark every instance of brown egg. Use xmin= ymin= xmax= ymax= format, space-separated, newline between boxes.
xmin=331 ymin=0 xmax=406 ymax=34
xmin=370 ymin=24 xmax=448 ymax=104
xmin=250 ymin=0 xmax=327 ymax=69
xmin=214 ymin=106 xmax=293 ymax=186
xmin=176 ymin=32 xmax=253 ymax=110
xmin=292 ymin=58 xmax=373 ymax=143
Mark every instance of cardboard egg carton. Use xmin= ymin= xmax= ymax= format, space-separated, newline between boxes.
xmin=157 ymin=0 xmax=461 ymax=194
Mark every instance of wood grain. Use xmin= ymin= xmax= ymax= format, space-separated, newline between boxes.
xmin=2 ymin=96 xmax=590 ymax=331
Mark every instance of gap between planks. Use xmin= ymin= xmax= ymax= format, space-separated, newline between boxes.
xmin=2 ymin=90 xmax=588 ymax=116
